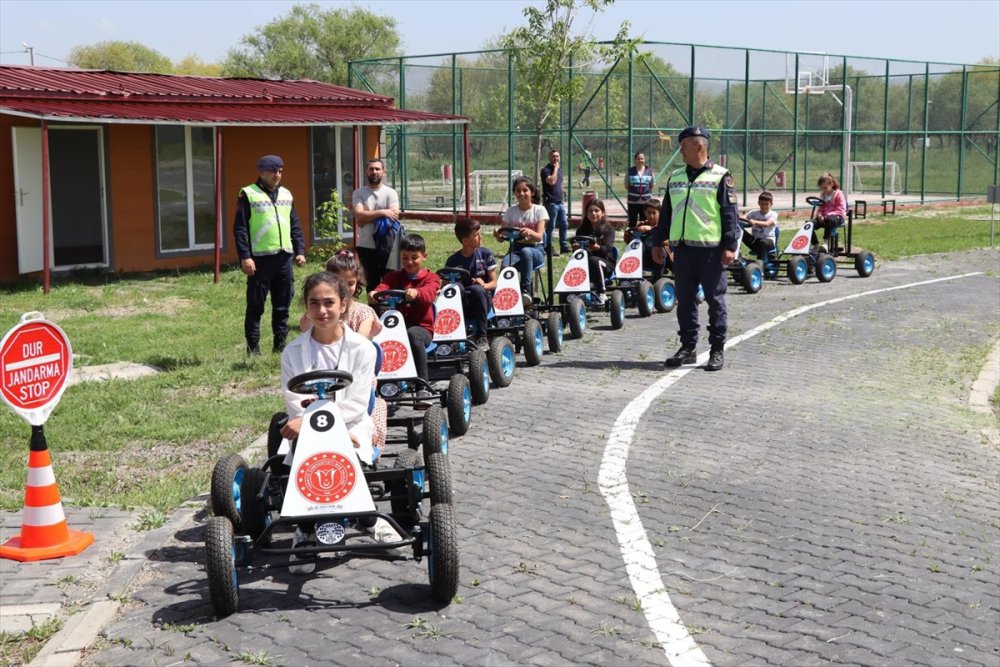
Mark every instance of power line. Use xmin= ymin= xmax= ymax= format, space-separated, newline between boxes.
xmin=0 ymin=50 xmax=26 ymax=55
xmin=35 ymin=52 xmax=70 ymax=64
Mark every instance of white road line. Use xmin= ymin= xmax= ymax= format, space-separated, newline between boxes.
xmin=598 ymin=272 xmax=985 ymax=666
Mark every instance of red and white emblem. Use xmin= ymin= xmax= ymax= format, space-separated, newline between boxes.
xmin=493 ymin=288 xmax=520 ymax=311
xmin=379 ymin=340 xmax=409 ymax=373
xmin=434 ymin=309 xmax=462 ymax=335
xmin=618 ymin=256 xmax=640 ymax=275
xmin=296 ymin=452 xmax=356 ymax=504
xmin=791 ymin=235 xmax=809 ymax=251
xmin=563 ymin=267 xmax=588 ymax=288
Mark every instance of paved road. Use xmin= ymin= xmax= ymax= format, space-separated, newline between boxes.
xmin=84 ymin=249 xmax=1000 ymax=666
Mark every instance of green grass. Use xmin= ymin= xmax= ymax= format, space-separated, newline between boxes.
xmin=0 ymin=617 xmax=63 ymax=665
xmin=0 ymin=204 xmax=993 ymax=510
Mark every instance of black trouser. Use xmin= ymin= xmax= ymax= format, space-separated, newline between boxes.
xmin=358 ymin=246 xmax=390 ymax=292
xmin=459 ymin=283 xmax=491 ymax=337
xmin=627 ymin=203 xmax=648 ymax=226
xmin=641 ymin=241 xmax=667 ymax=281
xmin=810 ymin=216 xmax=845 ymax=245
xmin=408 ymin=326 xmax=432 ymax=381
xmin=741 ymin=232 xmax=777 ymax=260
xmin=245 ymin=253 xmax=294 ymax=346
xmin=672 ymin=244 xmax=728 ymax=349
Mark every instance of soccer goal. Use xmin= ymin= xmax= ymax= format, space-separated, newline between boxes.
xmin=462 ymin=170 xmax=522 ymax=211
xmin=847 ymin=161 xmax=902 ymax=196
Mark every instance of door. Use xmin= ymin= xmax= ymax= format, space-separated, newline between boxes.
xmin=11 ymin=126 xmax=107 ymax=273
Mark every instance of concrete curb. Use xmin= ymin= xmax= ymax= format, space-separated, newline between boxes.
xmin=27 ymin=434 xmax=267 ymax=666
xmin=969 ymin=337 xmax=1000 ymax=414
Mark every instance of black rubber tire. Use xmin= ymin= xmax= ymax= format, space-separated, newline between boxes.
xmin=266 ymin=412 xmax=288 ymax=461
xmin=610 ymin=290 xmax=625 ymax=330
xmin=487 ymin=336 xmax=515 ymax=388
xmin=427 ymin=503 xmax=460 ymax=603
xmin=787 ymin=257 xmax=807 ymax=285
xmin=523 ymin=318 xmax=543 ymax=367
xmin=742 ymin=262 xmax=764 ymax=294
xmin=567 ymin=296 xmax=586 ymax=339
xmin=855 ymin=251 xmax=875 ymax=277
xmin=426 ymin=452 xmax=452 ymax=505
xmin=390 ymin=448 xmax=422 ymax=523
xmin=446 ymin=374 xmax=471 ymax=437
xmin=239 ymin=468 xmax=271 ymax=546
xmin=636 ymin=281 xmax=653 ymax=317
xmin=422 ymin=404 xmax=447 ymax=456
xmin=653 ymin=278 xmax=675 ymax=313
xmin=816 ymin=253 xmax=837 ymax=283
xmin=205 ymin=516 xmax=239 ymax=617
xmin=210 ymin=453 xmax=247 ymax=527
xmin=546 ymin=312 xmax=563 ymax=353
xmin=468 ymin=350 xmax=490 ymax=406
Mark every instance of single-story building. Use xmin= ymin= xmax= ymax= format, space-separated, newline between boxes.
xmin=0 ymin=65 xmax=469 ymax=287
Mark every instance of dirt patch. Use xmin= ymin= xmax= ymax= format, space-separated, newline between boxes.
xmin=43 ymin=296 xmax=194 ymax=322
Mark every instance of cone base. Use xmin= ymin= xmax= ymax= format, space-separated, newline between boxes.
xmin=0 ymin=530 xmax=94 ymax=562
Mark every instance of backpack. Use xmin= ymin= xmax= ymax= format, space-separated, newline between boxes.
xmin=373 ymin=216 xmax=403 ymax=256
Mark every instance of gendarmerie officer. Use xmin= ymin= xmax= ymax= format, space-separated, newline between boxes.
xmin=651 ymin=126 xmax=740 ymax=372
xmin=234 ymin=154 xmax=306 ymax=356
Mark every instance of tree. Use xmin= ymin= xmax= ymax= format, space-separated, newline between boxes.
xmin=173 ymin=55 xmax=223 ymax=77
xmin=500 ymin=0 xmax=639 ymax=182
xmin=67 ymin=41 xmax=172 ymax=73
xmin=222 ymin=3 xmax=401 ymax=86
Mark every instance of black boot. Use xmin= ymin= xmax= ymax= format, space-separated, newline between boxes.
xmin=246 ymin=340 xmax=261 ymax=356
xmin=664 ymin=344 xmax=696 ymax=367
xmin=273 ymin=336 xmax=286 ymax=354
xmin=705 ymin=346 xmax=724 ymax=371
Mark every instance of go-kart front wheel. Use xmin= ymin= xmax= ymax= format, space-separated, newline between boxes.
xmin=816 ymin=253 xmax=837 ymax=283
xmin=390 ymin=448 xmax=422 ymax=525
xmin=469 ymin=350 xmax=490 ymax=406
xmin=205 ymin=516 xmax=239 ymax=618
xmin=488 ymin=336 xmax=516 ymax=388
xmin=427 ymin=503 xmax=460 ymax=604
xmin=446 ymin=375 xmax=471 ymax=437
xmin=567 ymin=296 xmax=586 ymax=339
xmin=653 ymin=278 xmax=675 ymax=313
xmin=741 ymin=262 xmax=764 ymax=294
xmin=523 ymin=318 xmax=543 ymax=367
xmin=787 ymin=256 xmax=808 ymax=285
xmin=854 ymin=251 xmax=875 ymax=277
xmin=239 ymin=468 xmax=272 ymax=546
xmin=210 ymin=453 xmax=248 ymax=528
xmin=546 ymin=311 xmax=564 ymax=353
xmin=609 ymin=290 xmax=625 ymax=330
xmin=636 ymin=281 xmax=653 ymax=317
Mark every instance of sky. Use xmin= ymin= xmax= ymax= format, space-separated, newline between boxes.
xmin=1 ymin=0 xmax=998 ymax=70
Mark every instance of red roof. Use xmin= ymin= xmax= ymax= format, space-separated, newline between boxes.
xmin=0 ymin=65 xmax=467 ymax=126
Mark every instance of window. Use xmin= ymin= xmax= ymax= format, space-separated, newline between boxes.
xmin=155 ymin=126 xmax=216 ymax=252
xmin=311 ymin=126 xmax=355 ymax=241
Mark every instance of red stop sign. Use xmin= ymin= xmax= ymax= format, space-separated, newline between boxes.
xmin=1 ymin=319 xmax=72 ymax=420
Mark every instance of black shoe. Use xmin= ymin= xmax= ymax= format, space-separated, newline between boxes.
xmin=664 ymin=345 xmax=696 ymax=367
xmin=247 ymin=341 xmax=261 ymax=356
xmin=475 ymin=336 xmax=489 ymax=349
xmin=705 ymin=346 xmax=724 ymax=371
xmin=273 ymin=337 xmax=286 ymax=354
xmin=560 ymin=246 xmax=572 ymax=255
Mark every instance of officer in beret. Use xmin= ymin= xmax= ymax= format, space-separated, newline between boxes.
xmin=651 ymin=126 xmax=741 ymax=371
xmin=234 ymin=154 xmax=306 ymax=356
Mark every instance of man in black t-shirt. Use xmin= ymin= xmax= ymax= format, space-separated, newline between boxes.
xmin=540 ymin=149 xmax=571 ymax=255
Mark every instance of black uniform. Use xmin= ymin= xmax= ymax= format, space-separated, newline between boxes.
xmin=233 ymin=179 xmax=305 ymax=351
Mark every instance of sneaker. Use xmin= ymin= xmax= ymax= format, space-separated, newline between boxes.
xmin=664 ymin=345 xmax=697 ymax=367
xmin=475 ymin=336 xmax=489 ymax=350
xmin=705 ymin=346 xmax=724 ymax=372
xmin=368 ymin=517 xmax=402 ymax=544
xmin=289 ymin=527 xmax=316 ymax=575
xmin=414 ymin=389 xmax=435 ymax=409
xmin=521 ymin=292 xmax=533 ymax=308
xmin=560 ymin=245 xmax=572 ymax=255
xmin=596 ymin=293 xmax=608 ymax=305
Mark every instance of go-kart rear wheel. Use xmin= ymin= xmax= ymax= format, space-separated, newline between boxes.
xmin=854 ymin=251 xmax=875 ymax=277
xmin=391 ymin=448 xmax=422 ymax=524
xmin=742 ymin=262 xmax=764 ymax=294
xmin=210 ymin=453 xmax=248 ymax=527
xmin=567 ymin=296 xmax=586 ymax=339
xmin=239 ymin=468 xmax=272 ymax=546
xmin=816 ymin=253 xmax=837 ymax=283
xmin=422 ymin=404 xmax=448 ymax=456
xmin=787 ymin=257 xmax=808 ymax=284
xmin=654 ymin=278 xmax=675 ymax=313
xmin=523 ymin=318 xmax=543 ymax=367
xmin=488 ymin=336 xmax=516 ymax=388
xmin=610 ymin=290 xmax=625 ymax=330
xmin=426 ymin=451 xmax=452 ymax=505
xmin=446 ymin=375 xmax=471 ymax=437
xmin=546 ymin=311 xmax=564 ymax=353
xmin=468 ymin=350 xmax=490 ymax=406
xmin=636 ymin=281 xmax=653 ymax=317
xmin=427 ymin=503 xmax=460 ymax=603
xmin=205 ymin=516 xmax=239 ymax=618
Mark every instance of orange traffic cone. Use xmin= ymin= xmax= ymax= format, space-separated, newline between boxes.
xmin=0 ymin=445 xmax=93 ymax=562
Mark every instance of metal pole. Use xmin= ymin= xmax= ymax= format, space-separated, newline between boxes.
xmin=567 ymin=52 xmax=574 ymax=222
xmin=958 ymin=65 xmax=968 ymax=199
xmin=921 ymin=63 xmax=929 ymax=203
xmin=464 ymin=124 xmax=471 ymax=219
xmin=452 ymin=55 xmax=458 ymax=216
xmin=214 ymin=129 xmax=222 ymax=283
xmin=41 ymin=120 xmax=51 ymax=294
xmin=352 ymin=126 xmax=359 ymax=251
xmin=743 ymin=49 xmax=750 ymax=205
xmin=793 ymin=53 xmax=800 ymax=208
xmin=881 ymin=60 xmax=890 ymax=197
xmin=508 ymin=52 xmax=514 ymax=185
xmin=398 ymin=57 xmax=407 ymax=209
xmin=905 ymin=73 xmax=913 ymax=193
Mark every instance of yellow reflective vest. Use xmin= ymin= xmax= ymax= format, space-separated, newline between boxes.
xmin=666 ymin=164 xmax=728 ymax=247
xmin=240 ymin=183 xmax=294 ymax=255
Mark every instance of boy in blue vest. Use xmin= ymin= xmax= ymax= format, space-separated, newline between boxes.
xmin=443 ymin=218 xmax=498 ymax=348
xmin=233 ymin=155 xmax=306 ymax=356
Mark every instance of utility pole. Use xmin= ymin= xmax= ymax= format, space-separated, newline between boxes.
xmin=22 ymin=42 xmax=34 ymax=65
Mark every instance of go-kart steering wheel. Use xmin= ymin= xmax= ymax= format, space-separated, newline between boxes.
xmin=287 ymin=369 xmax=354 ymax=397
xmin=805 ymin=196 xmax=824 ymax=207
xmin=572 ymin=235 xmax=596 ymax=246
xmin=371 ymin=289 xmax=409 ymax=309
xmin=497 ymin=227 xmax=523 ymax=243
xmin=437 ymin=266 xmax=470 ymax=283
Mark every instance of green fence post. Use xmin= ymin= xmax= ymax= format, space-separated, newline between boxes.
xmin=743 ymin=49 xmax=750 ymax=205
xmin=882 ymin=60 xmax=890 ymax=197
xmin=452 ymin=54 xmax=459 ymax=216
xmin=958 ymin=65 xmax=968 ymax=198
xmin=508 ymin=52 xmax=515 ymax=186
xmin=921 ymin=63 xmax=929 ymax=204
xmin=793 ymin=53 xmax=800 ymax=208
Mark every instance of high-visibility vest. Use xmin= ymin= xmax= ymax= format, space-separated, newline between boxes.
xmin=666 ymin=164 xmax=727 ymax=247
xmin=241 ymin=183 xmax=293 ymax=255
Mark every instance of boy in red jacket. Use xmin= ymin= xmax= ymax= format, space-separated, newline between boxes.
xmin=371 ymin=234 xmax=440 ymax=380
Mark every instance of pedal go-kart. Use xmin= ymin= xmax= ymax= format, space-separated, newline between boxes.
xmin=487 ymin=264 xmax=557 ymax=371
xmin=436 ymin=266 xmax=520 ymax=386
xmin=620 ymin=228 xmax=676 ymax=313
xmin=206 ymin=369 xmax=459 ymax=617
xmin=496 ymin=227 xmax=576 ymax=345
xmin=371 ymin=290 xmax=472 ymax=437
xmin=555 ymin=238 xmax=626 ymax=330
xmin=725 ymin=220 xmax=767 ymax=294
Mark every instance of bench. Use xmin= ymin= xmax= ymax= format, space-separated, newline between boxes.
xmin=853 ymin=199 xmax=896 ymax=219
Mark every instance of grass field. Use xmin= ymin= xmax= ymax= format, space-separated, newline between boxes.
xmin=0 ymin=203 xmax=996 ymax=511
